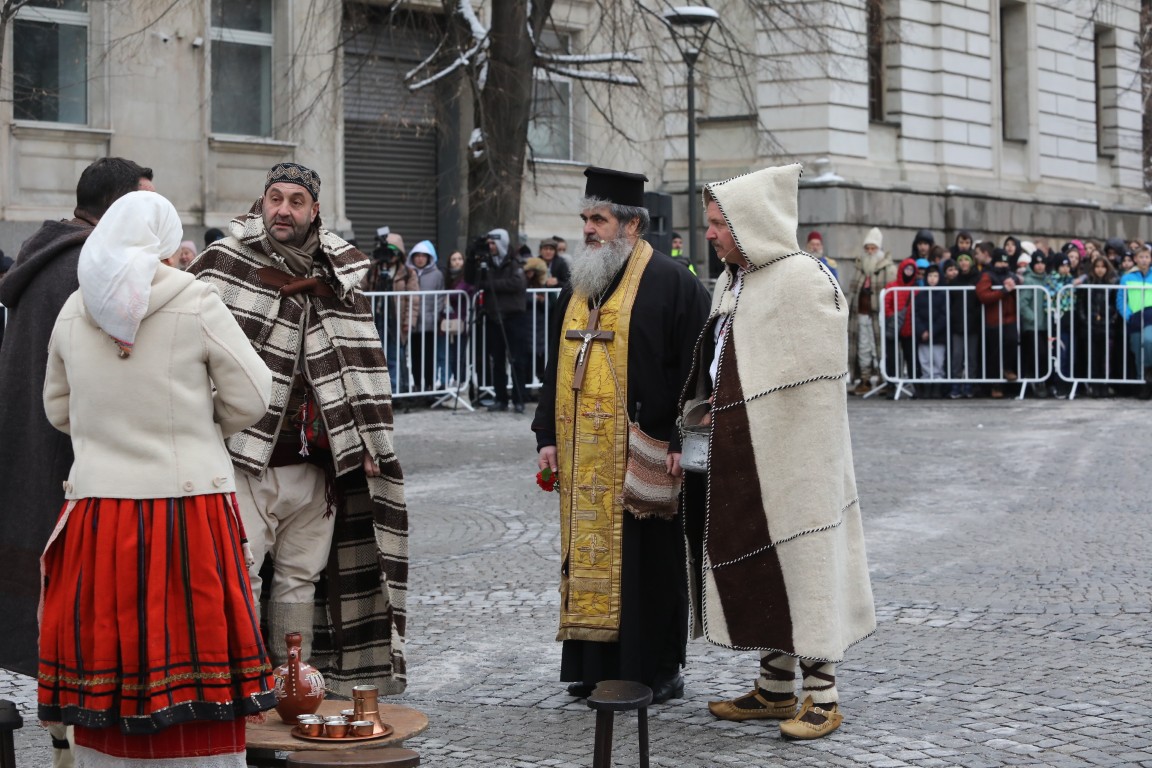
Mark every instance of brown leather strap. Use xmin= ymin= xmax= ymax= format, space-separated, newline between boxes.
xmin=255 ymin=266 xmax=336 ymax=298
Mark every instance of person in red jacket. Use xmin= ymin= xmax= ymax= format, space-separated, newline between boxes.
xmin=883 ymin=257 xmax=919 ymax=386
xmin=974 ymin=248 xmax=1020 ymax=398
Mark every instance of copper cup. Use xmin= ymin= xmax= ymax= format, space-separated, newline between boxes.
xmin=350 ymin=720 xmax=375 ymax=737
xmin=324 ymin=718 xmax=349 ymax=738
xmin=297 ymin=716 xmax=323 ymax=737
xmin=340 ymin=708 xmax=356 ymax=718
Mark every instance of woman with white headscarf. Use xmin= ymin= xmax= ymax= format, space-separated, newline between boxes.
xmin=37 ymin=191 xmax=276 ymax=767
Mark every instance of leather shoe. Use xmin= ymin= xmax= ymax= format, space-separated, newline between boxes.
xmin=650 ymin=674 xmax=684 ymax=704
xmin=566 ymin=682 xmax=594 ymax=698
xmin=487 ymin=401 xmax=509 ymax=412
xmin=709 ymin=689 xmax=797 ymax=721
xmin=779 ymin=696 xmax=842 ymax=740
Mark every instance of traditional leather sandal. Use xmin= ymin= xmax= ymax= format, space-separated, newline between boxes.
xmin=779 ymin=695 xmax=843 ymax=740
xmin=708 ymin=689 xmax=797 ymax=721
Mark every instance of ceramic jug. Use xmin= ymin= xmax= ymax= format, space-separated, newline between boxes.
xmin=272 ymin=631 xmax=325 ymax=724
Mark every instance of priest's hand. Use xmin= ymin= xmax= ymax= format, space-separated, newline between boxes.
xmin=666 ymin=452 xmax=683 ymax=478
xmin=363 ymin=451 xmax=381 ymax=477
xmin=538 ymin=446 xmax=558 ymax=473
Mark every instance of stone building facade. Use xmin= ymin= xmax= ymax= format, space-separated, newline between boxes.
xmin=2 ymin=0 xmax=1148 ymax=282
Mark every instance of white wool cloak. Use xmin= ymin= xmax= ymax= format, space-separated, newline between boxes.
xmin=682 ymin=164 xmax=876 ymax=662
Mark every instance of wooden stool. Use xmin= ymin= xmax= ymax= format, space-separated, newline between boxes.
xmin=587 ymin=680 xmax=652 ymax=768
xmin=285 ymin=747 xmax=420 ymax=767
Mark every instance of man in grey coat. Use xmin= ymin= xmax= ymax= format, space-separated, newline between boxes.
xmin=0 ymin=157 xmax=154 ymax=768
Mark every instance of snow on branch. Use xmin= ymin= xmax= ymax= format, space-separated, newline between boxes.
xmin=537 ymin=52 xmax=642 ymax=64
xmin=539 ymin=64 xmax=640 ymax=86
xmin=408 ymin=44 xmax=482 ymax=91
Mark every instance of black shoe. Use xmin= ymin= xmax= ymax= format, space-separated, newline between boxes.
xmin=566 ymin=682 xmax=594 ymax=698
xmin=650 ymin=674 xmax=685 ymax=704
xmin=487 ymin=401 xmax=509 ymax=412
xmin=513 ymin=403 xmax=526 ymax=414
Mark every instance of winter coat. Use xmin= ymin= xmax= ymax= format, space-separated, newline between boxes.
xmin=883 ymin=258 xmax=919 ymax=338
xmin=975 ymin=269 xmax=1019 ymax=328
xmin=0 ymin=218 xmax=91 ymax=675
xmin=478 ymin=230 xmax=527 ymax=317
xmin=682 ymin=164 xmax=874 ymax=660
xmin=1018 ymin=271 xmax=1051 ymax=332
xmin=1118 ymin=268 xmax=1152 ymax=333
xmin=44 ymin=266 xmax=272 ymax=499
xmin=407 ymin=240 xmax=445 ymax=333
xmin=913 ymin=284 xmax=948 ymax=342
xmin=946 ymin=268 xmax=982 ymax=333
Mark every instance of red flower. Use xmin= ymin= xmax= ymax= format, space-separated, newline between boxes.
xmin=536 ymin=468 xmax=558 ymax=492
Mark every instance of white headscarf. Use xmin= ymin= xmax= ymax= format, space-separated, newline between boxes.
xmin=77 ymin=190 xmax=182 ymax=355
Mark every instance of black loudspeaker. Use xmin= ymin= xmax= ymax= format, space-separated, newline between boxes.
xmin=644 ymin=191 xmax=673 ymax=256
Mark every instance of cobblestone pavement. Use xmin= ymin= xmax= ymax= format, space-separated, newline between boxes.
xmin=5 ymin=398 xmax=1151 ymax=767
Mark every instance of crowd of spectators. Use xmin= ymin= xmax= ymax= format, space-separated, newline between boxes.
xmin=845 ymin=228 xmax=1152 ymax=400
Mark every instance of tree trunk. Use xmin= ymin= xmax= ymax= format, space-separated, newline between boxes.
xmin=467 ymin=0 xmax=537 ymax=241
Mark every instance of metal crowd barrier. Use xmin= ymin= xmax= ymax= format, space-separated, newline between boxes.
xmin=877 ymin=285 xmax=1053 ymax=400
xmin=1053 ymin=283 xmax=1149 ymax=399
xmin=364 ymin=287 xmax=562 ymax=409
xmin=365 ymin=289 xmax=474 ymax=409
xmin=470 ymin=288 xmax=563 ymax=402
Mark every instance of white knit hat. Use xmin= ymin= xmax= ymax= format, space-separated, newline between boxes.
xmin=864 ymin=227 xmax=883 ymax=249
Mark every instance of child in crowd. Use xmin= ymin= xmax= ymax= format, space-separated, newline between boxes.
xmin=946 ymin=253 xmax=981 ymax=398
xmin=975 ymin=248 xmax=1020 ymax=398
xmin=1046 ymin=255 xmax=1076 ymax=397
xmin=1018 ymin=251 xmax=1051 ymax=394
xmin=913 ymin=265 xmax=948 ymax=398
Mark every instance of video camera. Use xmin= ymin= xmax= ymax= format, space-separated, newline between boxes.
xmin=465 ymin=234 xmax=495 ymax=284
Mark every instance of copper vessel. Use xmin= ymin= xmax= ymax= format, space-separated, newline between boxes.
xmin=272 ymin=631 xmax=325 ymax=724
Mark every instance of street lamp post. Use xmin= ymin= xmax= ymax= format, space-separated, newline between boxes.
xmin=663 ymin=6 xmax=719 ymax=274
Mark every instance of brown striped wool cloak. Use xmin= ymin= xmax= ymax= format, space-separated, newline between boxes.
xmin=187 ymin=202 xmax=408 ymax=695
xmin=681 ymin=164 xmax=876 ymax=663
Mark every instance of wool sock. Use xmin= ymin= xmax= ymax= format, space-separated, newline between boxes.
xmin=755 ymin=651 xmax=797 ymax=702
xmin=799 ymin=659 xmax=838 ymax=706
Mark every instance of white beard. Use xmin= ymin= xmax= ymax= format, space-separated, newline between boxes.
xmin=570 ymin=234 xmax=633 ymax=299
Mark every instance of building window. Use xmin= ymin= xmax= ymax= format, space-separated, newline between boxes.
xmin=210 ymin=0 xmax=273 ymax=136
xmin=528 ymin=31 xmax=573 ymax=161
xmin=866 ymin=0 xmax=885 ymax=122
xmin=12 ymin=0 xmax=89 ymax=124
xmin=1000 ymin=0 xmax=1028 ymax=142
xmin=1094 ymin=26 xmax=1118 ymax=158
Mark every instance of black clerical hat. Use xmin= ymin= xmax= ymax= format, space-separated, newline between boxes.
xmin=584 ymin=166 xmax=648 ymax=208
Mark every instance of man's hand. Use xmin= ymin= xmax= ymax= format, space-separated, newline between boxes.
xmin=539 ymin=446 xmax=558 ymax=473
xmin=1004 ymin=277 xmax=1016 ymax=291
xmin=545 ymin=277 xmax=559 ymax=287
xmin=666 ymin=452 xmax=683 ymax=478
xmin=362 ymin=451 xmax=381 ymax=477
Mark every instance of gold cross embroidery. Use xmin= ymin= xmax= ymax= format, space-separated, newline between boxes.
xmin=576 ymin=534 xmax=610 ymax=567
xmin=581 ymin=401 xmax=612 ymax=431
xmin=577 ymin=471 xmax=609 ymax=506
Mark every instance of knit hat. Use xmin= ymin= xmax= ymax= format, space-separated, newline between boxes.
xmin=863 ymin=227 xmax=883 ymax=249
xmin=1064 ymin=239 xmax=1084 ymax=256
xmin=1020 ymin=240 xmax=1036 ymax=255
xmin=1056 ymin=255 xmax=1071 ymax=268
xmin=915 ymin=258 xmax=929 ymax=269
xmin=956 ymin=252 xmax=973 ymax=265
xmin=806 ymin=231 xmax=822 ymax=244
xmin=265 ymin=162 xmax=320 ymax=201
xmin=386 ymin=232 xmax=406 ymax=256
xmin=539 ymin=238 xmax=558 ymax=251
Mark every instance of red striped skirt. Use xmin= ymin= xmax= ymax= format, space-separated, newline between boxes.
xmin=38 ymin=493 xmax=276 ymax=750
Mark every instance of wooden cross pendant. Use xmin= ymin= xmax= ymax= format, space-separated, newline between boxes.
xmin=565 ymin=306 xmax=615 ymax=391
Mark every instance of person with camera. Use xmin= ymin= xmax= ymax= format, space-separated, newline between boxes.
xmin=368 ymin=228 xmax=418 ymax=392
xmin=471 ymin=228 xmax=530 ymax=413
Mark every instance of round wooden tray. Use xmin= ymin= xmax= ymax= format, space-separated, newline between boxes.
xmin=291 ymin=723 xmax=393 ymax=743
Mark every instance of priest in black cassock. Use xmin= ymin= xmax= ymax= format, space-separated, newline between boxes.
xmin=531 ymin=167 xmax=710 ymax=703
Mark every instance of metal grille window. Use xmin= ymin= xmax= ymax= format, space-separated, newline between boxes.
xmin=210 ymin=0 xmax=273 ymax=136
xmin=12 ymin=0 xmax=89 ymax=124
xmin=528 ymin=31 xmax=573 ymax=161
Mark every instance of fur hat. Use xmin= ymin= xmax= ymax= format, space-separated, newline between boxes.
xmin=863 ymin=227 xmax=883 ymax=249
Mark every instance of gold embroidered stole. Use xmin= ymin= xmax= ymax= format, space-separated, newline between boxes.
xmin=555 ymin=241 xmax=652 ymax=642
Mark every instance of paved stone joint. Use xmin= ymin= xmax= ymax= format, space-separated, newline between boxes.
xmin=6 ymin=400 xmax=1150 ymax=767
